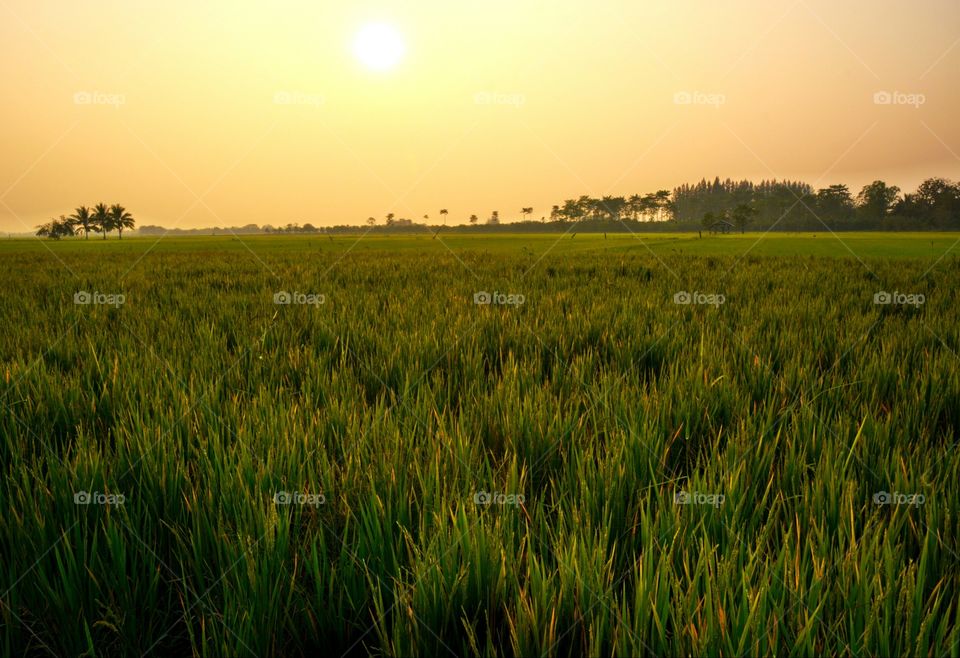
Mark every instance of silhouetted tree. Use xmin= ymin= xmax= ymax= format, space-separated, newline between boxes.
xmin=36 ymin=216 xmax=75 ymax=239
xmin=731 ymin=203 xmax=757 ymax=233
xmin=69 ymin=206 xmax=95 ymax=239
xmin=814 ymin=185 xmax=855 ymax=228
xmin=109 ymin=204 xmax=135 ymax=239
xmin=92 ymin=203 xmax=110 ymax=239
xmin=856 ymin=181 xmax=900 ymax=225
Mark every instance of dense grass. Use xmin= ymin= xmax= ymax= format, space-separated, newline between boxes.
xmin=1 ymin=234 xmax=959 ymax=656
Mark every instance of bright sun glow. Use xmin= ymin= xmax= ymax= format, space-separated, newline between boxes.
xmin=352 ymin=23 xmax=406 ymax=72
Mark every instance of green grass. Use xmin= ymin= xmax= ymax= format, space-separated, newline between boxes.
xmin=1 ymin=233 xmax=959 ymax=656
xmin=3 ymin=230 xmax=960 ymax=259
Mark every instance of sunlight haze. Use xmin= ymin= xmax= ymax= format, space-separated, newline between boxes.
xmin=1 ymin=0 xmax=958 ymax=230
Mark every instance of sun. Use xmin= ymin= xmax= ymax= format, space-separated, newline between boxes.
xmin=352 ymin=23 xmax=406 ymax=72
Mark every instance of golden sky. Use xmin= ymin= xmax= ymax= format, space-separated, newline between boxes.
xmin=1 ymin=0 xmax=958 ymax=230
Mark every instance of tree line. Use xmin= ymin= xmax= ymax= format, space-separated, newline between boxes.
xmin=36 ymin=204 xmax=135 ymax=240
xmin=38 ymin=176 xmax=958 ymax=238
xmin=671 ymin=177 xmax=960 ymax=231
xmin=353 ymin=177 xmax=958 ymax=231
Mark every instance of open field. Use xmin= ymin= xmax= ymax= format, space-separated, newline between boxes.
xmin=4 ymin=231 xmax=960 ymax=259
xmin=2 ymin=233 xmax=960 ymax=656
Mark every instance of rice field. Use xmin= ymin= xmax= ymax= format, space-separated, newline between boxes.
xmin=1 ymin=233 xmax=959 ymax=656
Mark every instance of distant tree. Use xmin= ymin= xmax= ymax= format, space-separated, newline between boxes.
xmin=909 ymin=178 xmax=960 ymax=228
xmin=439 ymin=209 xmax=448 ymax=225
xmin=469 ymin=214 xmax=479 ymax=225
xmin=730 ymin=203 xmax=757 ymax=233
xmin=577 ymin=195 xmax=598 ymax=220
xmin=92 ymin=203 xmax=110 ymax=239
xmin=487 ymin=210 xmax=500 ymax=225
xmin=69 ymin=206 xmax=95 ymax=239
xmin=701 ymin=211 xmax=716 ymax=229
xmin=366 ymin=216 xmax=376 ymax=226
xmin=550 ymin=205 xmax=560 ymax=222
xmin=641 ymin=193 xmax=659 ymax=221
xmin=653 ymin=190 xmax=672 ymax=221
xmin=302 ymin=223 xmax=317 ymax=232
xmin=814 ymin=185 xmax=855 ymax=227
xmin=856 ymin=181 xmax=900 ymax=225
xmin=561 ymin=198 xmax=582 ymax=222
xmin=109 ymin=204 xmax=135 ymax=239
xmin=521 ymin=207 xmax=533 ymax=221
xmin=36 ymin=216 xmax=75 ymax=239
xmin=600 ymin=196 xmax=627 ymax=221
xmin=386 ymin=213 xmax=395 ymax=226
xmin=35 ymin=222 xmax=53 ymax=239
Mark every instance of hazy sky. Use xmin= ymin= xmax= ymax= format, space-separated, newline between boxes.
xmin=1 ymin=0 xmax=958 ymax=230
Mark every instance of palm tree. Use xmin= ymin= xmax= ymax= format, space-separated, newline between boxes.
xmin=469 ymin=214 xmax=479 ymax=225
xmin=521 ymin=207 xmax=533 ymax=221
xmin=69 ymin=205 xmax=94 ymax=239
xmin=109 ymin=204 xmax=135 ymax=239
xmin=439 ymin=209 xmax=448 ymax=225
xmin=92 ymin=203 xmax=110 ymax=239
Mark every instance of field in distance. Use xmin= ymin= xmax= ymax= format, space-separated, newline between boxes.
xmin=3 ymin=231 xmax=960 ymax=259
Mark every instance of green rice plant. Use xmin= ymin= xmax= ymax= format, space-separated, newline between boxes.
xmin=0 ymin=236 xmax=958 ymax=656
